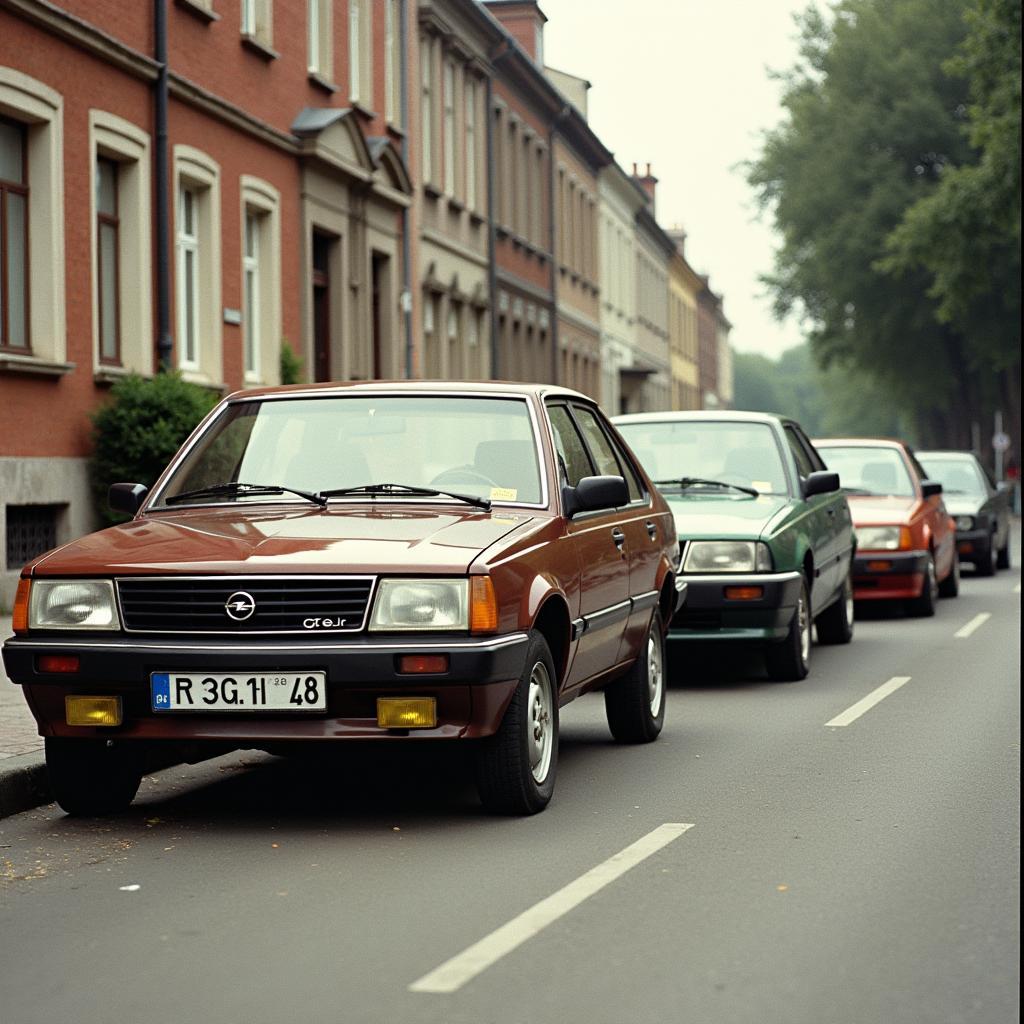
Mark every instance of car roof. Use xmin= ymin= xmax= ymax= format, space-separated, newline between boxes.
xmin=223 ymin=379 xmax=592 ymax=403
xmin=813 ymin=437 xmax=910 ymax=450
xmin=916 ymin=450 xmax=978 ymax=460
xmin=612 ymin=409 xmax=787 ymax=426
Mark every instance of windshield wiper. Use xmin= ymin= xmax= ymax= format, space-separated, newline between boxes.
xmin=164 ymin=481 xmax=327 ymax=507
xmin=317 ymin=482 xmax=492 ymax=511
xmin=654 ymin=476 xmax=759 ymax=498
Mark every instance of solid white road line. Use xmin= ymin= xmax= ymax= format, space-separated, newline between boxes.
xmin=826 ymin=676 xmax=912 ymax=728
xmin=955 ymin=612 xmax=992 ymax=639
xmin=409 ymin=822 xmax=694 ymax=994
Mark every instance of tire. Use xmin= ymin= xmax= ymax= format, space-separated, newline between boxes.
xmin=815 ymin=566 xmax=854 ymax=645
xmin=46 ymin=738 xmax=144 ymax=816
xmin=604 ymin=610 xmax=667 ymax=743
xmin=765 ymin=579 xmax=811 ymax=681
xmin=974 ymin=535 xmax=997 ymax=576
xmin=906 ymin=552 xmax=938 ymax=616
xmin=475 ymin=631 xmax=558 ymax=815
xmin=997 ymin=533 xmax=1011 ymax=570
xmin=938 ymin=549 xmax=960 ymax=598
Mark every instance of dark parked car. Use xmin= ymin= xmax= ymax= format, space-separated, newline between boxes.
xmin=917 ymin=450 xmax=1011 ymax=575
xmin=3 ymin=382 xmax=681 ymax=816
xmin=815 ymin=438 xmax=959 ymax=615
xmin=613 ymin=411 xmax=855 ymax=682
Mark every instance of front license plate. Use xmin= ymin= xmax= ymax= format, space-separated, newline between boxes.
xmin=151 ymin=672 xmax=327 ymax=712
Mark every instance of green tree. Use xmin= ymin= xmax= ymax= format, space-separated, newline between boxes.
xmin=747 ymin=0 xmax=986 ymax=448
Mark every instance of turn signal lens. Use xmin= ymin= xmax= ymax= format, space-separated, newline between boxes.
xmin=867 ymin=560 xmax=892 ymax=572
xmin=377 ymin=697 xmax=437 ymax=729
xmin=12 ymin=578 xmax=30 ymax=634
xmin=38 ymin=655 xmax=80 ymax=674
xmin=65 ymin=696 xmax=123 ymax=727
xmin=724 ymin=586 xmax=764 ymax=600
xmin=898 ymin=527 xmax=913 ymax=550
xmin=398 ymin=655 xmax=449 ymax=674
xmin=469 ymin=576 xmax=498 ymax=634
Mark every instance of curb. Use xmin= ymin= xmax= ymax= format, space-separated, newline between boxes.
xmin=0 ymin=751 xmax=50 ymax=820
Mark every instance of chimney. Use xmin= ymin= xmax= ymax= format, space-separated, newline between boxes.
xmin=485 ymin=2 xmax=548 ymax=67
xmin=666 ymin=225 xmax=687 ymax=256
xmin=633 ymin=162 xmax=658 ymax=214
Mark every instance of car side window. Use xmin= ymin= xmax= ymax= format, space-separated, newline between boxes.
xmin=783 ymin=425 xmax=815 ymax=479
xmin=907 ymin=451 xmax=930 ymax=486
xmin=572 ymin=406 xmax=642 ymax=502
xmin=794 ymin=425 xmax=827 ymax=472
xmin=547 ymin=404 xmax=594 ymax=487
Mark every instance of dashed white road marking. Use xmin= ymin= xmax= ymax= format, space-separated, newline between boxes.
xmin=955 ymin=612 xmax=992 ymax=639
xmin=826 ymin=676 xmax=912 ymax=728
xmin=409 ymin=822 xmax=694 ymax=994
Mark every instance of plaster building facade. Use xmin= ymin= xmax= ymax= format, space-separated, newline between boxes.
xmin=715 ymin=301 xmax=734 ymax=409
xmin=667 ymin=227 xmax=702 ymax=411
xmin=697 ymin=276 xmax=722 ymax=408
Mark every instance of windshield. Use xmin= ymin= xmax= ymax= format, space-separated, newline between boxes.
xmin=818 ymin=446 xmax=915 ymax=497
xmin=155 ymin=395 xmax=544 ymax=507
xmin=616 ymin=420 xmax=789 ymax=494
xmin=917 ymin=456 xmax=987 ymax=497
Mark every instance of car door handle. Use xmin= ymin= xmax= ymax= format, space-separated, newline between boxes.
xmin=826 ymin=507 xmax=836 ymax=517
xmin=611 ymin=528 xmax=626 ymax=550
xmin=646 ymin=521 xmax=658 ymax=541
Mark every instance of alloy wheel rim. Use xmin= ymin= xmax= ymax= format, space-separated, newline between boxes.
xmin=798 ymin=588 xmax=811 ymax=666
xmin=647 ymin=630 xmax=664 ymax=717
xmin=527 ymin=661 xmax=554 ymax=784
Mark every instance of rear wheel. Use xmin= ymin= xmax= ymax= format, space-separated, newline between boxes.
xmin=604 ymin=610 xmax=666 ymax=743
xmin=475 ymin=631 xmax=558 ymax=815
xmin=938 ymin=550 xmax=960 ymax=598
xmin=997 ymin=533 xmax=1011 ymax=570
xmin=906 ymin=552 xmax=938 ymax=616
xmin=815 ymin=566 xmax=854 ymax=644
xmin=46 ymin=738 xmax=144 ymax=816
xmin=766 ymin=579 xmax=811 ymax=681
xmin=974 ymin=535 xmax=997 ymax=576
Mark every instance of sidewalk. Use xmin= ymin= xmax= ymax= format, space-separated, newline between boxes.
xmin=0 ymin=614 xmax=51 ymax=817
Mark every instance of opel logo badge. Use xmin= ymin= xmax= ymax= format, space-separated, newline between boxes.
xmin=225 ymin=591 xmax=256 ymax=622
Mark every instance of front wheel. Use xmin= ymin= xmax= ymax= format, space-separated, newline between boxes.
xmin=938 ymin=549 xmax=960 ymax=598
xmin=475 ymin=632 xmax=558 ymax=815
xmin=604 ymin=610 xmax=666 ymax=743
xmin=765 ymin=579 xmax=811 ymax=681
xmin=996 ymin=533 xmax=1011 ymax=570
xmin=974 ymin=535 xmax=997 ymax=576
xmin=46 ymin=738 xmax=144 ymax=816
xmin=815 ymin=567 xmax=854 ymax=644
xmin=906 ymin=552 xmax=938 ymax=616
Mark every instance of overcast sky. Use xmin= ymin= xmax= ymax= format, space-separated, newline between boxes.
xmin=542 ymin=0 xmax=813 ymax=359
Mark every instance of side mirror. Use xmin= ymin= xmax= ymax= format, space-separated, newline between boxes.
xmin=109 ymin=482 xmax=149 ymax=516
xmin=921 ymin=480 xmax=943 ymax=498
xmin=803 ymin=470 xmax=840 ymax=499
xmin=563 ymin=475 xmax=628 ymax=516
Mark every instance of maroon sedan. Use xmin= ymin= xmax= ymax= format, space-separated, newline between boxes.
xmin=3 ymin=382 xmax=680 ymax=816
xmin=815 ymin=438 xmax=958 ymax=615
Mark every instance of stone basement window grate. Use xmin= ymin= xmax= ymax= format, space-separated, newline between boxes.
xmin=5 ymin=505 xmax=59 ymax=569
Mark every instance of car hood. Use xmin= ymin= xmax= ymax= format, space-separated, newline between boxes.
xmin=663 ymin=492 xmax=791 ymax=540
xmin=30 ymin=506 xmax=536 ymax=576
xmin=844 ymin=495 xmax=920 ymax=525
xmin=940 ymin=495 xmax=984 ymax=517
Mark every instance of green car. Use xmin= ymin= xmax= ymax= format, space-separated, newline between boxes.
xmin=613 ymin=411 xmax=856 ymax=681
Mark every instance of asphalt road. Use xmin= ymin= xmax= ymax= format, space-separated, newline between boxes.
xmin=1 ymin=545 xmax=1019 ymax=1024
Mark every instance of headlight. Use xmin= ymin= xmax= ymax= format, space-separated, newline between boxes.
xmin=29 ymin=579 xmax=120 ymax=630
xmin=855 ymin=526 xmax=908 ymax=551
xmin=369 ymin=579 xmax=468 ymax=631
xmin=955 ymin=516 xmax=974 ymax=531
xmin=683 ymin=541 xmax=773 ymax=573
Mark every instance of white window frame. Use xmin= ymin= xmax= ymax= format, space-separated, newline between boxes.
xmin=240 ymin=176 xmax=281 ymax=386
xmin=464 ymin=78 xmax=477 ymax=211
xmin=173 ymin=145 xmax=221 ymax=385
xmin=348 ymin=0 xmax=361 ymax=101
xmin=307 ymin=0 xmax=332 ymax=77
xmin=443 ymin=61 xmax=456 ymax=196
xmin=177 ymin=185 xmax=200 ymax=371
xmin=384 ymin=0 xmax=398 ymax=124
xmin=0 ymin=68 xmax=65 ymax=368
xmin=88 ymin=110 xmax=153 ymax=378
xmin=241 ymin=0 xmax=272 ymax=46
xmin=420 ymin=35 xmax=434 ymax=184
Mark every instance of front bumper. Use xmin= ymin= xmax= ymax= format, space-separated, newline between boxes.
xmin=954 ymin=527 xmax=989 ymax=560
xmin=1 ymin=632 xmax=528 ymax=743
xmin=669 ymin=570 xmax=802 ymax=642
xmin=852 ymin=550 xmax=928 ymax=600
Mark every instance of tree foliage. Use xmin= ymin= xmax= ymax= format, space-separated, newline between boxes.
xmin=90 ymin=373 xmax=219 ymax=524
xmin=747 ymin=0 xmax=1020 ymax=454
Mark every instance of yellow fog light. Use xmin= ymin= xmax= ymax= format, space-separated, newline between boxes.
xmin=66 ymin=696 xmax=123 ymax=727
xmin=377 ymin=697 xmax=437 ymax=729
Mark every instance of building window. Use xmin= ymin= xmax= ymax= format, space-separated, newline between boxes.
xmin=443 ymin=62 xmax=456 ymax=196
xmin=241 ymin=0 xmax=272 ymax=47
xmin=0 ymin=115 xmax=28 ymax=351
xmin=239 ymin=176 xmax=281 ymax=386
xmin=95 ymin=158 xmax=120 ymax=364
xmin=384 ymin=0 xmax=399 ymax=124
xmin=177 ymin=185 xmax=200 ymax=370
xmin=464 ymin=79 xmax=477 ymax=211
xmin=243 ymin=210 xmax=260 ymax=380
xmin=420 ymin=36 xmax=434 ymax=184
xmin=5 ymin=504 xmax=58 ymax=568
xmin=348 ymin=0 xmax=361 ymax=101
xmin=307 ymin=0 xmax=332 ymax=77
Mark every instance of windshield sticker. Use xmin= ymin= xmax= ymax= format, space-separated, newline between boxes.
xmin=489 ymin=487 xmax=518 ymax=501
xmin=752 ymin=481 xmax=772 ymax=492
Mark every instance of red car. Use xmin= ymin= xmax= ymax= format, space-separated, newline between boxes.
xmin=814 ymin=439 xmax=958 ymax=615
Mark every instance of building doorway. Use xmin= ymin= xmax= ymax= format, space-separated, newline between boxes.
xmin=312 ymin=231 xmax=333 ymax=382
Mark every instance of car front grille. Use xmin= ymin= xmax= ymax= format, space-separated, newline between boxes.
xmin=116 ymin=576 xmax=375 ymax=634
xmin=674 ymin=610 xmax=723 ymax=631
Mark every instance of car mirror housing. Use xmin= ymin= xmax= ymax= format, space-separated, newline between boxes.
xmin=564 ymin=475 xmax=629 ymax=516
xmin=921 ymin=480 xmax=943 ymax=498
xmin=109 ymin=482 xmax=149 ymax=516
xmin=803 ymin=470 xmax=840 ymax=498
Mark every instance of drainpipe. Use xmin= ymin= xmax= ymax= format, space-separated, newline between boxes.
xmin=154 ymin=0 xmax=172 ymax=370
xmin=399 ymin=0 xmax=413 ymax=378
